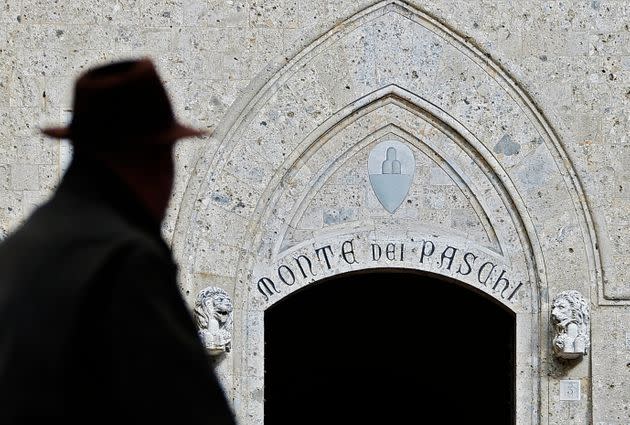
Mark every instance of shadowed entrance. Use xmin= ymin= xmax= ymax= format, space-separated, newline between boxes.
xmin=265 ymin=270 xmax=515 ymax=424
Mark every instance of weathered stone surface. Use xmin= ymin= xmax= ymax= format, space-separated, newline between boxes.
xmin=1 ymin=0 xmax=628 ymax=423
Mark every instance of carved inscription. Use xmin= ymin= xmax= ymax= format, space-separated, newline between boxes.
xmin=255 ymin=238 xmax=523 ymax=303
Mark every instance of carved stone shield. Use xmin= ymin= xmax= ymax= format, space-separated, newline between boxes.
xmin=368 ymin=140 xmax=415 ymax=213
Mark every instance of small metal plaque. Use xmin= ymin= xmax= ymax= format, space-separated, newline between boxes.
xmin=368 ymin=140 xmax=415 ymax=214
xmin=559 ymin=380 xmax=581 ymax=401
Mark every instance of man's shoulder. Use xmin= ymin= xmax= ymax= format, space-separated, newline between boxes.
xmin=0 ymin=192 xmax=172 ymax=286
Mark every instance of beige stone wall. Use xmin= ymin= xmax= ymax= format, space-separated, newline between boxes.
xmin=1 ymin=1 xmax=628 ymax=423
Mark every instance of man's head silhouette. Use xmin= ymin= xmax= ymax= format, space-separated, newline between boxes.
xmin=0 ymin=58 xmax=236 ymax=424
xmin=41 ymin=58 xmax=207 ymax=221
xmin=42 ymin=58 xmax=205 ymax=145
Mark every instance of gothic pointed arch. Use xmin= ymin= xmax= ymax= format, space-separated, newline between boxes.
xmin=172 ymin=1 xmax=604 ymax=423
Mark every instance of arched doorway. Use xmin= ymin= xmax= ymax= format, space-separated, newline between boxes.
xmin=265 ymin=270 xmax=515 ymax=424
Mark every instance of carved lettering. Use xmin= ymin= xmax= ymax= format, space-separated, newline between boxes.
xmin=457 ymin=252 xmax=477 ymax=276
xmin=477 ymin=261 xmax=496 ymax=286
xmin=386 ymin=243 xmax=396 ymax=260
xmin=277 ymin=265 xmax=296 ymax=286
xmin=492 ymin=269 xmax=510 ymax=292
xmin=372 ymin=243 xmax=382 ymax=261
xmin=419 ymin=240 xmax=435 ymax=263
xmin=379 ymin=243 xmax=405 ymax=261
xmin=440 ymin=245 xmax=458 ymax=270
xmin=294 ymin=254 xmax=316 ymax=278
xmin=505 ymin=282 xmax=523 ymax=301
xmin=254 ymin=237 xmax=524 ymax=304
xmin=341 ymin=239 xmax=358 ymax=265
xmin=315 ymin=245 xmax=334 ymax=270
xmin=257 ymin=277 xmax=280 ymax=301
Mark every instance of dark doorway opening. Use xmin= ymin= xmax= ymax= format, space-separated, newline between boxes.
xmin=265 ymin=270 xmax=515 ymax=425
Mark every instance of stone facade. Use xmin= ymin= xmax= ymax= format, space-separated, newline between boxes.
xmin=1 ymin=1 xmax=628 ymax=424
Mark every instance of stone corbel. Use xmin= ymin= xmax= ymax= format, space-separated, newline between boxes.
xmin=194 ymin=286 xmax=233 ymax=356
xmin=551 ymin=290 xmax=590 ymax=360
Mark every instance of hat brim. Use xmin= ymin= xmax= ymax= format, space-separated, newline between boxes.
xmin=40 ymin=123 xmax=209 ymax=144
xmin=41 ymin=126 xmax=71 ymax=139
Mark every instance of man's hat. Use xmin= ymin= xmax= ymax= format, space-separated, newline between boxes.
xmin=41 ymin=58 xmax=206 ymax=146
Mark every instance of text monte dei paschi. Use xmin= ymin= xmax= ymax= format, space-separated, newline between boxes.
xmin=255 ymin=237 xmax=523 ymax=303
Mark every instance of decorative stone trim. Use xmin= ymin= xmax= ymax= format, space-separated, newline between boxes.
xmin=551 ymin=290 xmax=590 ymax=360
xmin=171 ymin=1 xmax=614 ymax=423
xmin=194 ymin=287 xmax=233 ymax=355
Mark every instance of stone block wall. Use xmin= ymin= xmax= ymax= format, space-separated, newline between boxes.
xmin=0 ymin=1 xmax=628 ymax=423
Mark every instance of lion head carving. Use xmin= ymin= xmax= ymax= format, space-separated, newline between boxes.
xmin=551 ymin=290 xmax=590 ymax=359
xmin=195 ymin=286 xmax=233 ymax=355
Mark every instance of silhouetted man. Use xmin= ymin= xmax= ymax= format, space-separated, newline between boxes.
xmin=0 ymin=59 xmax=236 ymax=424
